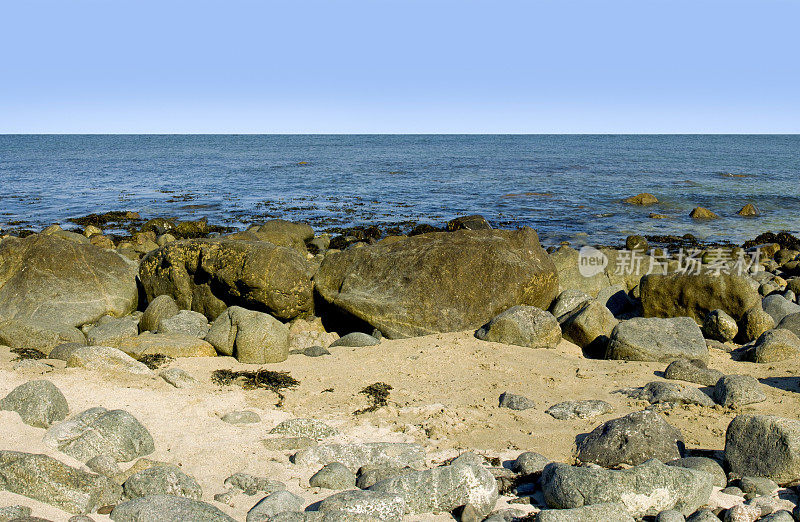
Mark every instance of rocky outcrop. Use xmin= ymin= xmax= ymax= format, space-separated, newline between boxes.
xmin=314 ymin=228 xmax=558 ymax=338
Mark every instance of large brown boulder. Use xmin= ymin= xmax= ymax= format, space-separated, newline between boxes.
xmin=139 ymin=239 xmax=313 ymax=321
xmin=640 ymin=271 xmax=760 ymax=324
xmin=0 ymin=234 xmax=138 ymax=329
xmin=314 ymin=228 xmax=558 ymax=338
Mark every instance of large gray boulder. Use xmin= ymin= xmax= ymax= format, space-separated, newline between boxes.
xmin=749 ymin=328 xmax=800 ymax=362
xmin=0 ymin=380 xmax=69 ymax=428
xmin=541 ymin=459 xmax=714 ymax=517
xmin=0 ymin=318 xmax=85 ymax=354
xmin=292 ymin=443 xmax=425 ymax=472
xmin=318 ymin=489 xmax=406 ymax=520
xmin=0 ymin=451 xmax=122 ymax=514
xmin=560 ymin=300 xmax=618 ymax=354
xmin=44 ymin=407 xmax=154 ymax=463
xmin=314 ymin=228 xmax=558 ymax=338
xmin=666 ymin=457 xmax=727 ymax=488
xmin=664 ymin=359 xmax=724 ymax=386
xmin=577 ymin=410 xmax=684 ymax=467
xmin=537 ymin=503 xmax=635 ymax=522
xmin=777 ymin=312 xmax=800 ymax=338
xmin=0 ymin=234 xmax=138 ymax=329
xmin=246 ymin=490 xmax=305 ymax=522
xmin=123 ymin=465 xmax=202 ymax=500
xmin=725 ymin=414 xmax=800 ymax=485
xmin=139 ymin=239 xmax=313 ymax=321
xmin=606 ymin=317 xmax=708 ymax=363
xmin=475 ymin=306 xmax=561 ymax=348
xmin=205 ymin=306 xmax=289 ymax=363
xmin=763 ymin=294 xmax=800 ymax=325
xmin=139 ymin=295 xmax=180 ymax=333
xmin=640 ymin=271 xmax=760 ymax=323
xmin=110 ymin=495 xmax=235 ymax=522
xmin=369 ymin=463 xmax=498 ymax=516
xmin=86 ymin=315 xmax=140 ymax=347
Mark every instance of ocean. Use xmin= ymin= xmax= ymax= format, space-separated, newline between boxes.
xmin=0 ymin=134 xmax=797 ymax=246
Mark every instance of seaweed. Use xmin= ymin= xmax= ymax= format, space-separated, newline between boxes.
xmin=354 ymin=382 xmax=392 ymax=415
xmin=136 ymin=353 xmax=174 ymax=370
xmin=211 ymin=369 xmax=300 ymax=407
xmin=10 ymin=348 xmax=47 ymax=361
xmin=68 ymin=211 xmax=142 ymax=227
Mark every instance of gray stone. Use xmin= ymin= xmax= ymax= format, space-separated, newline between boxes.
xmin=302 ymin=346 xmax=330 ymax=357
xmin=512 ymin=452 xmax=551 ymax=475
xmin=221 ymin=410 xmax=261 ymax=425
xmin=355 ymin=466 xmax=411 ymax=490
xmin=724 ymin=504 xmax=760 ymax=522
xmin=116 ymin=333 xmax=215 ymax=358
xmin=0 ymin=380 xmax=69 ymax=428
xmin=157 ymin=310 xmax=209 ymax=338
xmin=664 ymin=359 xmax=724 ymax=386
xmin=738 ymin=476 xmax=778 ymax=496
xmin=597 ymin=285 xmax=635 ymax=316
xmin=0 ymin=506 xmax=32 ymax=522
xmin=48 ymin=343 xmax=85 ymax=361
xmin=657 ymin=510 xmax=687 ymax=522
xmin=606 ymin=317 xmax=709 ymax=363
xmin=318 ymin=489 xmax=405 ymax=520
xmin=329 ymin=333 xmax=380 ymax=348
xmin=139 ymin=238 xmax=314 ymax=322
xmin=777 ymin=313 xmax=800 ymax=338
xmin=725 ymin=414 xmax=800 ymax=485
xmin=545 ymin=400 xmax=612 ymax=420
xmin=123 ymin=464 xmax=202 ymax=500
xmin=476 ymin=306 xmax=561 ymax=349
xmin=0 ymin=234 xmax=138 ymax=332
xmin=314 ymin=228 xmax=558 ymax=339
xmin=309 ymin=463 xmax=357 ymax=490
xmin=43 ymin=407 xmax=154 ymax=463
xmin=66 ymin=346 xmax=153 ymax=376
xmin=0 ymin=318 xmax=85 ymax=355
xmin=560 ymin=300 xmax=618 ymax=354
xmin=269 ymin=418 xmax=339 ymax=440
xmin=246 ymin=490 xmax=305 ymax=522
xmin=749 ymin=329 xmax=800 ymax=362
xmin=703 ymin=310 xmax=739 ymax=342
xmin=714 ymin=375 xmax=766 ymax=407
xmin=482 ymin=508 xmax=528 ymax=522
xmin=763 ymin=294 xmax=800 ymax=324
xmin=205 ymin=306 xmax=289 ymax=364
xmin=498 ymin=392 xmax=535 ymax=410
xmin=159 ymin=368 xmax=200 ymax=388
xmin=550 ymin=290 xmax=592 ymax=322
xmin=687 ymin=509 xmax=721 ymax=521
xmin=261 ymin=437 xmax=316 ymax=451
xmin=110 ymin=495 xmax=235 ymax=521
xmin=223 ymin=473 xmax=286 ymax=496
xmin=139 ymin=295 xmax=180 ymax=333
xmin=369 ymin=463 xmax=498 ymax=516
xmin=577 ymin=410 xmax=684 ymax=467
xmin=0 ymin=451 xmax=121 ymax=514
xmin=541 ymin=459 xmax=714 ymax=517
xmin=624 ymin=381 xmax=715 ymax=407
xmin=85 ymin=454 xmax=121 ymax=478
xmin=742 ymin=307 xmax=775 ymax=343
xmin=537 ymin=503 xmax=635 ymax=522
xmin=666 ymin=457 xmax=727 ymax=487
xmin=292 ymin=443 xmax=425 ymax=472
xmin=759 ymin=512 xmax=794 ymax=522
xmin=86 ymin=316 xmax=140 ymax=346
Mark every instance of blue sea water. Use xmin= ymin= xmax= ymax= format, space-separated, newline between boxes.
xmin=0 ymin=134 xmax=797 ymax=246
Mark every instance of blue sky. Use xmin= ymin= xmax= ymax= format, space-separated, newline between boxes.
xmin=1 ymin=0 xmax=798 ymax=133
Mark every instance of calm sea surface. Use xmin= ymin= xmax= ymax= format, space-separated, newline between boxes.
xmin=0 ymin=135 xmax=797 ymax=246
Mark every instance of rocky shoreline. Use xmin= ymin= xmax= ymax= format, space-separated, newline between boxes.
xmin=1 ymin=212 xmax=800 ymax=521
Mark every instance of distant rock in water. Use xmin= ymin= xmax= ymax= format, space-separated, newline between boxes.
xmin=689 ymin=207 xmax=719 ymax=219
xmin=738 ymin=203 xmax=760 ymax=217
xmin=314 ymin=228 xmax=558 ymax=338
xmin=623 ymin=193 xmax=659 ymax=205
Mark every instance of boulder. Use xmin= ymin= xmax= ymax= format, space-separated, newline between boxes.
xmin=763 ymin=295 xmax=800 ymax=325
xmin=329 ymin=332 xmax=380 ymax=348
xmin=640 ymin=272 xmax=760 ymax=323
xmin=545 ymin=400 xmax=612 ymax=420
xmin=748 ymin=329 xmax=800 ymax=363
xmin=116 ymin=333 xmax=217 ymax=358
xmin=690 ymin=207 xmax=719 ymax=219
xmin=318 ymin=490 xmax=406 ymax=521
xmin=0 ymin=234 xmax=138 ymax=329
xmin=223 ymin=472 xmax=286 ymax=496
xmin=498 ymin=392 xmax=535 ymax=411
xmin=742 ymin=307 xmax=776 ymax=342
xmin=0 ymin=380 xmax=69 ymax=428
xmin=123 ymin=465 xmax=202 ymax=500
xmin=369 ymin=463 xmax=498 ymax=516
xmin=157 ymin=310 xmax=209 ymax=338
xmin=44 ymin=407 xmax=154 ymax=463
xmin=246 ymin=490 xmax=305 ymax=522
xmin=292 ymin=443 xmax=425 ymax=472
xmin=738 ymin=204 xmax=760 ymax=217
xmin=560 ymin=300 xmax=618 ymax=354
xmin=314 ymin=228 xmax=558 ymax=338
xmin=777 ymin=313 xmax=800 ymax=338
xmin=110 ymin=495 xmax=235 ymax=522
xmin=725 ymin=414 xmax=800 ymax=485
xmin=86 ymin=316 xmax=140 ymax=347
xmin=476 ymin=306 xmax=561 ymax=348
xmin=714 ymin=375 xmax=766 ymax=407
xmin=577 ymin=410 xmax=684 ymax=467
xmin=511 ymin=452 xmax=551 ymax=475
xmin=666 ymin=457 xmax=727 ymax=488
xmin=139 ymin=295 xmax=180 ymax=333
xmin=623 ymin=193 xmax=659 ymax=205
xmin=550 ymin=290 xmax=592 ymax=322
xmin=606 ymin=317 xmax=708 ymax=363
xmin=624 ymin=381 xmax=715 ymax=407
xmin=664 ymin=359 xmax=723 ymax=386
xmin=537 ymin=503 xmax=635 ymax=522
xmin=66 ymin=346 xmax=153 ymax=375
xmin=309 ymin=463 xmax=357 ymax=490
xmin=159 ymin=368 xmax=200 ymax=388
xmin=205 ymin=306 xmax=289 ymax=363
xmin=541 ymin=459 xmax=714 ymax=517
xmin=139 ymin=239 xmax=313 ymax=321
xmin=447 ymin=215 xmax=492 ymax=231
xmin=702 ymin=309 xmax=739 ymax=342
xmin=269 ymin=418 xmax=339 ymax=440
xmin=0 ymin=318 xmax=85 ymax=354
xmin=0 ymin=451 xmax=122 ymax=514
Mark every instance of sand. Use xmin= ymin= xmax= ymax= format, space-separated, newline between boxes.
xmin=1 ymin=332 xmax=799 ymax=521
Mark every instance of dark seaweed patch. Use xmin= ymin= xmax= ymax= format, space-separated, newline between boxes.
xmin=10 ymin=348 xmax=47 ymax=361
xmin=354 ymin=382 xmax=392 ymax=415
xmin=211 ymin=369 xmax=299 ymax=407
xmin=136 ymin=353 xmax=174 ymax=370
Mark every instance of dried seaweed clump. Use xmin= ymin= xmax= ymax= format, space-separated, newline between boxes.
xmin=211 ymin=369 xmax=300 ymax=407
xmin=354 ymin=382 xmax=392 ymax=415
xmin=10 ymin=348 xmax=47 ymax=361
xmin=136 ymin=353 xmax=174 ymax=370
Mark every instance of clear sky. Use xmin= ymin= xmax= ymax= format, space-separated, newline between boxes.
xmin=2 ymin=0 xmax=798 ymax=133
